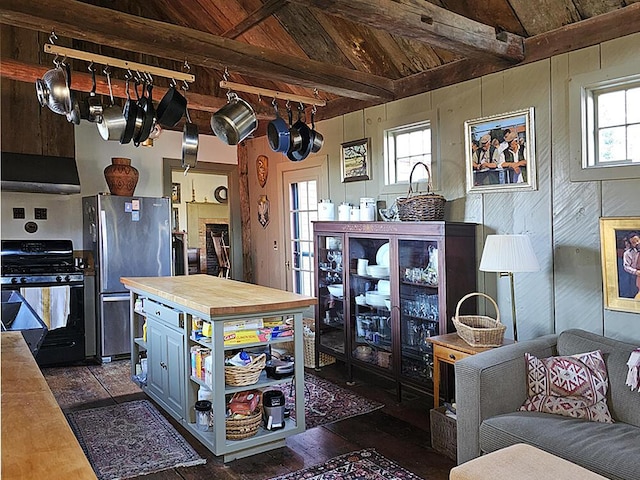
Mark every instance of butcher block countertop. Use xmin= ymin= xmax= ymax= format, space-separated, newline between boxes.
xmin=121 ymin=274 xmax=316 ymax=317
xmin=1 ymin=332 xmax=97 ymax=480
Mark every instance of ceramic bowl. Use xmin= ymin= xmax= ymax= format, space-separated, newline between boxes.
xmin=327 ymin=284 xmax=343 ymax=297
xmin=367 ymin=265 xmax=389 ymax=278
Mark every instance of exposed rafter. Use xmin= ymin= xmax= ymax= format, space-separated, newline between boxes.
xmin=222 ymin=0 xmax=288 ymax=39
xmin=286 ymin=0 xmax=525 ymax=63
xmin=0 ymin=0 xmax=395 ymax=101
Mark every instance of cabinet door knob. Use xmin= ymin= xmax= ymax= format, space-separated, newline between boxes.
xmin=156 ymin=310 xmax=161 ymax=316
xmin=160 ymin=361 xmax=167 ymax=369
xmin=449 ymin=353 xmax=456 ymax=360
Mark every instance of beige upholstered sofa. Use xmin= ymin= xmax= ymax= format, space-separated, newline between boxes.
xmin=454 ymin=329 xmax=640 ymax=480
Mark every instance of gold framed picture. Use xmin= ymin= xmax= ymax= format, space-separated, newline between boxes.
xmin=172 ymin=183 xmax=181 ymax=204
xmin=599 ymin=217 xmax=640 ymax=313
xmin=341 ymin=138 xmax=370 ymax=182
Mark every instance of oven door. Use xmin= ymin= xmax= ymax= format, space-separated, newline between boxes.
xmin=2 ymin=282 xmax=85 ymax=366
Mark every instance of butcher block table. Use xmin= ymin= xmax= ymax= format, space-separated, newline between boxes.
xmin=1 ymin=332 xmax=97 ymax=480
xmin=427 ymin=332 xmax=514 ymax=407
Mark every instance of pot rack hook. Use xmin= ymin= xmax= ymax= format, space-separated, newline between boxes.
xmin=183 ymin=59 xmax=191 ymax=74
xmin=48 ymin=31 xmax=58 ymax=45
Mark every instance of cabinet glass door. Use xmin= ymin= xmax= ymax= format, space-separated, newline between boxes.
xmin=317 ymin=235 xmax=345 ymax=356
xmin=398 ymin=239 xmax=439 ymax=383
xmin=349 ymin=236 xmax=392 ymax=371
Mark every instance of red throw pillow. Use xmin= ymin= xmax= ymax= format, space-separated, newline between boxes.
xmin=519 ymin=350 xmax=613 ymax=423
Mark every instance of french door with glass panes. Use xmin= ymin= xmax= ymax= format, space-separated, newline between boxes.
xmin=281 ymin=162 xmax=328 ymax=295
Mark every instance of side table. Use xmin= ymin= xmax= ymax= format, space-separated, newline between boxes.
xmin=427 ymin=332 xmax=514 ymax=407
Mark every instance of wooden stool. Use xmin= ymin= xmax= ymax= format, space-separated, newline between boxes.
xmin=449 ymin=444 xmax=607 ymax=480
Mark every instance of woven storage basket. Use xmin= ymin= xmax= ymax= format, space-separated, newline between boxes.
xmin=282 ymin=318 xmax=336 ymax=368
xmin=224 ymin=353 xmax=266 ymax=386
xmin=396 ymin=162 xmax=446 ymax=221
xmin=226 ymin=406 xmax=262 ymax=440
xmin=452 ymin=292 xmax=506 ymax=347
xmin=430 ymin=407 xmax=457 ymax=461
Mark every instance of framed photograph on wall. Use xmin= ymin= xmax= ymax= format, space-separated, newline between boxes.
xmin=172 ymin=183 xmax=181 ymax=204
xmin=341 ymin=138 xmax=371 ymax=182
xmin=599 ymin=217 xmax=640 ymax=313
xmin=464 ymin=107 xmax=537 ymax=193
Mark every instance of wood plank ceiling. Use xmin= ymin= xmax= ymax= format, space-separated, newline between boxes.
xmin=1 ymin=0 xmax=639 ymax=138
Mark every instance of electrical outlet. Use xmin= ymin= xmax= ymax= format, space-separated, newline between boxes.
xmin=34 ymin=208 xmax=47 ymax=220
xmin=13 ymin=208 xmax=25 ymax=219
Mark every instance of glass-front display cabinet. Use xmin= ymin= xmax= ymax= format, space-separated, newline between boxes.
xmin=313 ymin=221 xmax=477 ymax=400
xmin=315 ymin=233 xmax=346 ymax=361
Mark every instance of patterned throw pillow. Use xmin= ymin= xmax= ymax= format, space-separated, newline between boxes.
xmin=519 ymin=350 xmax=613 ymax=423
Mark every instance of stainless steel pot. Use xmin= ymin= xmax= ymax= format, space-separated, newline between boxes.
xmin=182 ymin=109 xmax=199 ymax=172
xmin=310 ymin=110 xmax=324 ymax=153
xmin=98 ymin=69 xmax=126 ymax=141
xmin=210 ymin=94 xmax=257 ymax=145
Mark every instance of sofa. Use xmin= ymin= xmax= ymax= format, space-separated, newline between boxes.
xmin=454 ymin=329 xmax=640 ymax=480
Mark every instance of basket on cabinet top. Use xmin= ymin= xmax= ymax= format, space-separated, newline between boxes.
xmin=396 ymin=162 xmax=446 ymax=221
xmin=452 ymin=292 xmax=506 ymax=347
xmin=224 ymin=353 xmax=266 ymax=386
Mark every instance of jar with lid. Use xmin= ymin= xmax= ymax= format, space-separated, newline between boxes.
xmin=195 ymin=400 xmax=212 ymax=431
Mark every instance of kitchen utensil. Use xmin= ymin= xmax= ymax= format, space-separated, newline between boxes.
xmin=120 ymin=78 xmax=140 ymax=144
xmin=98 ymin=68 xmax=126 ymax=141
xmin=156 ymin=81 xmax=186 ymax=127
xmin=85 ymin=64 xmax=103 ymax=123
xmin=309 ymin=108 xmax=324 ymax=153
xmin=267 ymin=101 xmax=290 ymax=153
xmin=262 ymin=390 xmax=286 ymax=431
xmin=182 ymin=109 xmax=199 ymax=173
xmin=210 ymin=93 xmax=257 ymax=145
xmin=35 ymin=60 xmax=72 ymax=116
xmin=134 ymin=77 xmax=155 ymax=146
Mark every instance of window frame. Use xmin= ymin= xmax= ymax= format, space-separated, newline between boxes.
xmin=569 ymin=64 xmax=640 ymax=182
xmin=379 ymin=109 xmax=439 ymax=196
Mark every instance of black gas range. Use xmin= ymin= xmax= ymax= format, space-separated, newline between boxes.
xmin=1 ymin=240 xmax=86 ymax=366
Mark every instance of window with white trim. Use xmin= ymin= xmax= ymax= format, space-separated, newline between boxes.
xmin=384 ymin=121 xmax=432 ymax=184
xmin=585 ymin=80 xmax=640 ymax=167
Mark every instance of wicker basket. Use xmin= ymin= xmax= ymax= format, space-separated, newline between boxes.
xmin=226 ymin=406 xmax=262 ymax=440
xmin=282 ymin=318 xmax=336 ymax=368
xmin=224 ymin=353 xmax=266 ymax=386
xmin=430 ymin=407 xmax=457 ymax=461
xmin=396 ymin=162 xmax=446 ymax=221
xmin=452 ymin=292 xmax=506 ymax=347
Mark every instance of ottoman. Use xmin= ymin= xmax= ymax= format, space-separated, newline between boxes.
xmin=449 ymin=443 xmax=607 ymax=480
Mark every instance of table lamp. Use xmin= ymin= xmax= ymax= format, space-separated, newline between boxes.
xmin=479 ymin=234 xmax=540 ymax=341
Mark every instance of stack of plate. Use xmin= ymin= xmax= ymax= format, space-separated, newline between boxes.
xmin=366 ymin=291 xmax=390 ymax=307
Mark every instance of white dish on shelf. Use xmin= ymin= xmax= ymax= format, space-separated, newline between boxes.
xmin=366 ymin=291 xmax=390 ymax=307
xmin=355 ymin=294 xmax=367 ymax=306
xmin=327 ymin=284 xmax=343 ymax=297
xmin=384 ymin=299 xmax=391 ymax=310
xmin=376 ymin=243 xmax=390 ymax=267
xmin=377 ymin=280 xmax=391 ymax=295
xmin=367 ymin=265 xmax=389 ymax=278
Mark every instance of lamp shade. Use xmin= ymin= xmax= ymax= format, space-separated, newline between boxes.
xmin=479 ymin=234 xmax=540 ymax=273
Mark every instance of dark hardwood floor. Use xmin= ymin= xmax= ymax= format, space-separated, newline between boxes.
xmin=43 ymin=360 xmax=455 ymax=479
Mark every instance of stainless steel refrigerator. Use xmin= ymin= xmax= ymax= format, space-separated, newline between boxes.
xmin=83 ymin=194 xmax=172 ymax=362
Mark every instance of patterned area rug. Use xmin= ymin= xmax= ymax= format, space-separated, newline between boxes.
xmin=66 ymin=400 xmax=205 ymax=480
xmin=267 ymin=448 xmax=424 ymax=479
xmin=278 ymin=373 xmax=384 ymax=429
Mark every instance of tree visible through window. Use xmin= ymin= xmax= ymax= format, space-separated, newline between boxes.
xmin=384 ymin=122 xmax=431 ymax=184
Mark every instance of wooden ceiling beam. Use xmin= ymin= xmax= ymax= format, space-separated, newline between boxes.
xmin=222 ymin=0 xmax=288 ymax=39
xmin=287 ymin=0 xmax=524 ymax=64
xmin=0 ymin=0 xmax=395 ymax=102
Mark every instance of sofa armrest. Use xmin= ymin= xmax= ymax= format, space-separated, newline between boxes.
xmin=454 ymin=334 xmax=558 ymax=464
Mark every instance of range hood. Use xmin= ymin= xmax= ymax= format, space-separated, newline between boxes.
xmin=1 ymin=152 xmax=81 ymax=194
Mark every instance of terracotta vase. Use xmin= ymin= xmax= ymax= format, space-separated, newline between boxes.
xmin=104 ymin=157 xmax=139 ymax=196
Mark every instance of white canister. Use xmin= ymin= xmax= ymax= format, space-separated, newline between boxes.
xmin=338 ymin=203 xmax=351 ymax=221
xmin=350 ymin=206 xmax=360 ymax=221
xmin=359 ymin=197 xmax=376 ymax=221
xmin=357 ymin=258 xmax=369 ymax=276
xmin=318 ymin=199 xmax=335 ymax=221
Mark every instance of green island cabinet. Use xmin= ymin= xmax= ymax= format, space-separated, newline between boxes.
xmin=121 ymin=274 xmax=316 ymax=462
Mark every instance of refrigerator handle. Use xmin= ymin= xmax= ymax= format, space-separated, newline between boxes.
xmin=100 ymin=209 xmax=108 ymax=289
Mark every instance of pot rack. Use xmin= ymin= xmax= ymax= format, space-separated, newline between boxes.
xmin=219 ymin=80 xmax=326 ymax=107
xmin=44 ymin=44 xmax=195 ymax=83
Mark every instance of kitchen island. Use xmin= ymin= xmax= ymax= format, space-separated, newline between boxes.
xmin=121 ymin=274 xmax=316 ymax=462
